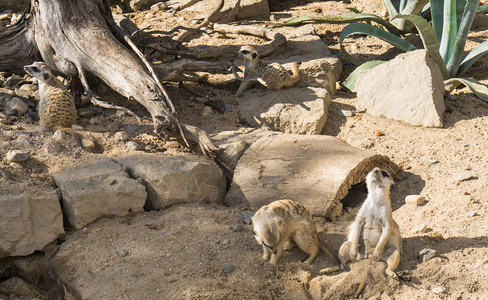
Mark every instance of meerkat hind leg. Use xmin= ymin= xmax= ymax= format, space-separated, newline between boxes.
xmin=320 ymin=241 xmax=351 ymax=274
xmin=384 ymin=248 xmax=400 ymax=279
xmin=294 ymin=232 xmax=319 ymax=264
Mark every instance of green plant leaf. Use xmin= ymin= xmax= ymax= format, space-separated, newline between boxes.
xmin=390 ymin=0 xmax=429 ymax=31
xmin=430 ymin=0 xmax=444 ymax=42
xmin=478 ymin=3 xmax=488 ymax=12
xmin=395 ymin=14 xmax=449 ymax=78
xmin=457 ymin=40 xmax=488 ymax=76
xmin=446 ymin=0 xmax=480 ymax=77
xmin=343 ymin=60 xmax=386 ymax=92
xmin=284 ymin=14 xmax=404 ymax=35
xmin=439 ymin=0 xmax=460 ymax=63
xmin=445 ymin=77 xmax=488 ymax=102
xmin=339 ymin=22 xmax=417 ymax=65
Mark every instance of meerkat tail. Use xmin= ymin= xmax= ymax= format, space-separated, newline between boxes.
xmin=318 ymin=239 xmax=342 ymax=268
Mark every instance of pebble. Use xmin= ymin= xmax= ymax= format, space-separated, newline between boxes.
xmin=466 ymin=211 xmax=478 ymax=217
xmin=201 ymin=106 xmax=213 ymax=117
xmin=447 ymin=95 xmax=457 ymax=101
xmin=374 ymin=130 xmax=384 ymax=136
xmin=9 ymin=162 xmax=23 ymax=169
xmin=117 ymin=249 xmax=129 ymax=257
xmin=114 ymin=131 xmax=129 ymax=141
xmin=232 ymin=224 xmax=243 ymax=232
xmin=223 ymin=263 xmax=234 ymax=274
xmin=427 ymin=158 xmax=439 ymax=164
xmin=16 ymin=135 xmax=31 ymax=145
xmin=18 ymin=83 xmax=38 ymax=92
xmin=222 ymin=239 xmax=230 ymax=245
xmin=150 ymin=2 xmax=168 ymax=11
xmin=419 ymin=248 xmax=436 ymax=262
xmin=405 ymin=195 xmax=426 ymax=206
xmin=453 ymin=171 xmax=475 ymax=182
xmin=6 ymin=149 xmax=30 ymax=162
xmin=126 ymin=141 xmax=141 ymax=150
xmin=346 ymin=135 xmax=360 ymax=144
xmin=127 ymin=124 xmax=139 ymax=131
xmin=5 ymin=109 xmax=17 ymax=116
xmin=431 ymin=286 xmax=445 ymax=294
xmin=237 ymin=210 xmax=253 ymax=225
xmin=337 ymin=109 xmax=353 ymax=117
xmin=224 ymin=104 xmax=232 ymax=112
xmin=81 ymin=137 xmax=96 ymax=149
xmin=71 ymin=124 xmax=83 ymax=130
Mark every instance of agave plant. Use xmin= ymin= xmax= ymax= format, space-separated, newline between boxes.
xmin=286 ymin=0 xmax=488 ymax=101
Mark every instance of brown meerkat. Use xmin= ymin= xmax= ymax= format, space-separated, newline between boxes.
xmin=24 ymin=62 xmax=77 ymax=130
xmin=252 ymin=199 xmax=341 ymax=269
xmin=232 ymin=45 xmax=301 ymax=97
xmin=322 ymin=168 xmax=402 ymax=278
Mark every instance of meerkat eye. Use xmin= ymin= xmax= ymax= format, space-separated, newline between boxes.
xmin=252 ymin=53 xmax=257 ymax=59
xmin=43 ymin=73 xmax=50 ymax=81
xmin=381 ymin=170 xmax=389 ymax=177
xmin=31 ymin=66 xmax=39 ymax=72
xmin=241 ymin=50 xmax=249 ymax=54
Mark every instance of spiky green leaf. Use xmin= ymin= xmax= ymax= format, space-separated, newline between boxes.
xmin=478 ymin=4 xmax=488 ymax=12
xmin=284 ymin=14 xmax=404 ymax=35
xmin=445 ymin=77 xmax=488 ymax=102
xmin=343 ymin=60 xmax=386 ymax=92
xmin=439 ymin=0 xmax=460 ymax=63
xmin=339 ymin=23 xmax=417 ymax=65
xmin=395 ymin=14 xmax=449 ymax=78
xmin=446 ymin=0 xmax=480 ymax=77
xmin=458 ymin=40 xmax=488 ymax=76
xmin=430 ymin=0 xmax=444 ymax=42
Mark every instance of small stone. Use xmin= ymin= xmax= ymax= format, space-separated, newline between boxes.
xmin=419 ymin=248 xmax=436 ymax=262
xmin=71 ymin=124 xmax=83 ymax=130
xmin=117 ymin=249 xmax=129 ymax=257
xmin=374 ymin=130 xmax=383 ymax=136
xmin=346 ymin=135 xmax=360 ymax=144
xmin=222 ymin=239 xmax=230 ymax=245
xmin=223 ymin=263 xmax=234 ymax=274
xmin=126 ymin=124 xmax=139 ymax=131
xmin=453 ymin=171 xmax=475 ymax=182
xmin=431 ymin=286 xmax=445 ymax=294
xmin=16 ymin=135 xmax=31 ymax=144
xmin=5 ymin=108 xmax=17 ymax=116
xmin=405 ymin=195 xmax=426 ymax=206
xmin=89 ymin=118 xmax=99 ymax=125
xmin=150 ymin=2 xmax=168 ymax=11
xmin=18 ymin=83 xmax=38 ymax=93
xmin=81 ymin=137 xmax=96 ymax=149
xmin=114 ymin=131 xmax=129 ymax=141
xmin=224 ymin=104 xmax=232 ymax=112
xmin=428 ymin=158 xmax=439 ymax=164
xmin=447 ymin=95 xmax=457 ymax=101
xmin=466 ymin=211 xmax=478 ymax=217
xmin=201 ymin=106 xmax=213 ymax=116
xmin=9 ymin=162 xmax=23 ymax=169
xmin=232 ymin=224 xmax=243 ymax=232
xmin=237 ymin=210 xmax=253 ymax=225
xmin=411 ymin=224 xmax=429 ymax=234
xmin=337 ymin=109 xmax=353 ymax=117
xmin=6 ymin=149 xmax=30 ymax=162
xmin=125 ymin=141 xmax=141 ymax=150
xmin=269 ymin=14 xmax=276 ymax=21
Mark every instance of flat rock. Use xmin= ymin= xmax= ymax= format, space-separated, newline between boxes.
xmin=286 ymin=58 xmax=336 ymax=96
xmin=453 ymin=171 xmax=475 ymax=182
xmin=405 ymin=194 xmax=426 ymax=206
xmin=52 ymin=157 xmax=147 ymax=229
xmin=225 ymin=134 xmax=396 ymax=219
xmin=6 ymin=149 xmax=30 ymax=162
xmin=116 ymin=154 xmax=226 ymax=210
xmin=0 ymin=187 xmax=64 ymax=258
xmin=238 ymin=87 xmax=331 ymax=135
xmin=212 ymin=129 xmax=277 ymax=182
xmin=356 ymin=49 xmax=446 ymax=127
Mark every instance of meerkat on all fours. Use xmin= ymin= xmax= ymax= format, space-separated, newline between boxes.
xmin=232 ymin=45 xmax=301 ymax=97
xmin=323 ymin=167 xmax=402 ymax=278
xmin=24 ymin=62 xmax=77 ymax=131
xmin=252 ymin=199 xmax=342 ymax=270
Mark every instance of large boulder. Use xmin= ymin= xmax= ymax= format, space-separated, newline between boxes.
xmin=52 ymin=157 xmax=147 ymax=229
xmin=238 ymin=87 xmax=331 ymax=135
xmin=225 ymin=134 xmax=397 ymax=219
xmin=116 ymin=154 xmax=226 ymax=210
xmin=356 ymin=49 xmax=446 ymax=128
xmin=0 ymin=186 xmax=64 ymax=258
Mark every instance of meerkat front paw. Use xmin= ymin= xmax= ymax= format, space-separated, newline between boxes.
xmin=372 ymin=248 xmax=383 ymax=260
xmin=350 ymin=248 xmax=360 ymax=261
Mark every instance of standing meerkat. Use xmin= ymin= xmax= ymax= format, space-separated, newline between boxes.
xmin=232 ymin=45 xmax=301 ymax=97
xmin=24 ymin=62 xmax=77 ymax=130
xmin=323 ymin=168 xmax=402 ymax=278
xmin=252 ymin=199 xmax=341 ymax=269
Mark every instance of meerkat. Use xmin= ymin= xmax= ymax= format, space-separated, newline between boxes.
xmin=323 ymin=168 xmax=402 ymax=278
xmin=232 ymin=45 xmax=301 ymax=97
xmin=252 ymin=199 xmax=341 ymax=269
xmin=24 ymin=62 xmax=77 ymax=130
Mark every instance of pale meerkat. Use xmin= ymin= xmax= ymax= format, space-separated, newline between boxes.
xmin=252 ymin=199 xmax=341 ymax=269
xmin=322 ymin=168 xmax=402 ymax=278
xmin=232 ymin=45 xmax=301 ymax=97
xmin=24 ymin=62 xmax=77 ymax=130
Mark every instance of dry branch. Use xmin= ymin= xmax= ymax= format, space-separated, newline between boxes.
xmin=153 ymin=59 xmax=232 ymax=82
xmin=175 ymin=0 xmax=224 ymax=42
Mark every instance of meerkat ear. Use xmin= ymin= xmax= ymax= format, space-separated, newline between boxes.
xmin=43 ymin=73 xmax=50 ymax=81
xmin=252 ymin=53 xmax=257 ymax=59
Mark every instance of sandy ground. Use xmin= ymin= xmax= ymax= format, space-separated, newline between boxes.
xmin=1 ymin=0 xmax=488 ymax=299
